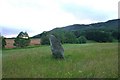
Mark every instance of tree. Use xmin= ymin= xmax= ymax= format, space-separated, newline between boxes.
xmin=64 ymin=31 xmax=77 ymax=43
xmin=85 ymin=30 xmax=113 ymax=42
xmin=77 ymin=36 xmax=87 ymax=44
xmin=14 ymin=32 xmax=30 ymax=48
xmin=2 ymin=37 xmax=6 ymax=48
xmin=73 ymin=30 xmax=85 ymax=38
xmin=40 ymin=31 xmax=50 ymax=45
xmin=41 ymin=35 xmax=50 ymax=45
xmin=51 ymin=30 xmax=66 ymax=44
xmin=112 ymin=31 xmax=120 ymax=42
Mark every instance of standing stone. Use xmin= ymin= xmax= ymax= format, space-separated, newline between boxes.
xmin=49 ymin=35 xmax=64 ymax=59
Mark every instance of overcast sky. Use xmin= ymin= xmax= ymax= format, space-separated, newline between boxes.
xmin=0 ymin=0 xmax=119 ymax=38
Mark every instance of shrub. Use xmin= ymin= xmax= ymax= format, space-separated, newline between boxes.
xmin=78 ymin=36 xmax=87 ymax=44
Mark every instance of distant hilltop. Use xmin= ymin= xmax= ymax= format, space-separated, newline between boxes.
xmin=32 ymin=19 xmax=120 ymax=38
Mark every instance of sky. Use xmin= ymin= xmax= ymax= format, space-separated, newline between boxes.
xmin=0 ymin=0 xmax=119 ymax=38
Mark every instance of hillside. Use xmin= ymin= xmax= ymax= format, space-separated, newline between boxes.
xmin=32 ymin=19 xmax=120 ymax=38
xmin=62 ymin=19 xmax=119 ymax=31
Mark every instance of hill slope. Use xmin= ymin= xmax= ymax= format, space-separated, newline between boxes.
xmin=32 ymin=19 xmax=120 ymax=38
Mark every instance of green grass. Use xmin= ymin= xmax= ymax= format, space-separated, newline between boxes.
xmin=2 ymin=43 xmax=118 ymax=78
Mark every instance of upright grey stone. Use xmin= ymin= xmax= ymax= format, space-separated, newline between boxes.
xmin=49 ymin=35 xmax=64 ymax=59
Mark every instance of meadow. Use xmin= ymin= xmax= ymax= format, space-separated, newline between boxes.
xmin=2 ymin=43 xmax=118 ymax=78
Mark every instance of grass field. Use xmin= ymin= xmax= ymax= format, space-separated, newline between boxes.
xmin=2 ymin=43 xmax=118 ymax=78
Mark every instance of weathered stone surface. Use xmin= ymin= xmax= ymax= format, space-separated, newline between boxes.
xmin=49 ymin=35 xmax=64 ymax=59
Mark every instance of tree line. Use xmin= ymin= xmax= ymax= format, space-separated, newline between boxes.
xmin=41 ymin=29 xmax=120 ymax=45
xmin=1 ymin=32 xmax=30 ymax=48
xmin=1 ymin=29 xmax=120 ymax=48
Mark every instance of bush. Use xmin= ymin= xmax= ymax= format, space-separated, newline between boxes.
xmin=78 ymin=36 xmax=87 ymax=44
xmin=14 ymin=32 xmax=30 ymax=48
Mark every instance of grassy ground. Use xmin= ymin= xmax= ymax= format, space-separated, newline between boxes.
xmin=2 ymin=43 xmax=118 ymax=78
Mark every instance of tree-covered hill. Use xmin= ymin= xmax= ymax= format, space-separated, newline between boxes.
xmin=32 ymin=19 xmax=120 ymax=38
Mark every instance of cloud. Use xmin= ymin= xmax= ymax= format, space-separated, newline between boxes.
xmin=0 ymin=0 xmax=80 ymax=37
xmin=0 ymin=0 xmax=119 ymax=37
xmin=59 ymin=0 xmax=118 ymax=21
xmin=61 ymin=5 xmax=114 ymax=21
xmin=59 ymin=0 xmax=118 ymax=11
xmin=1 ymin=26 xmax=32 ymax=38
